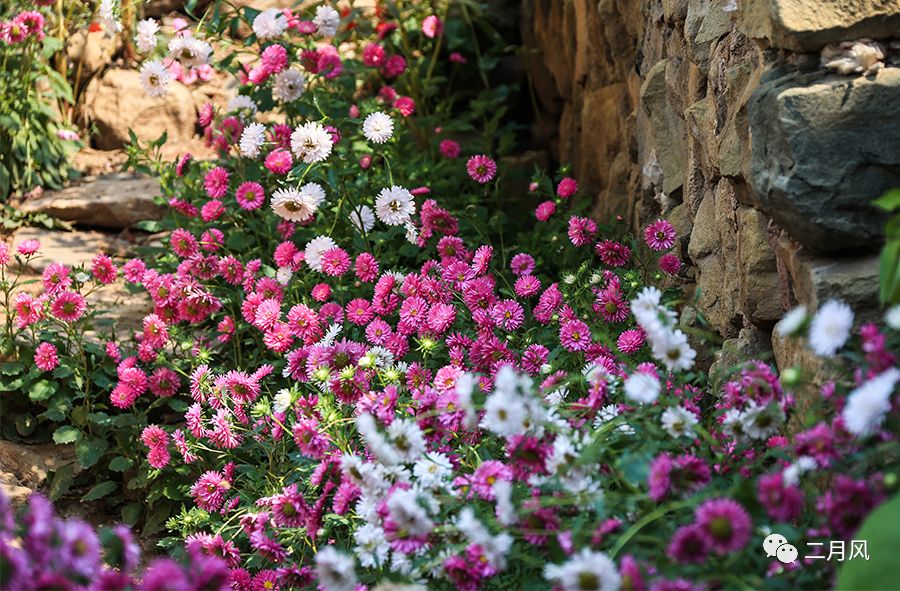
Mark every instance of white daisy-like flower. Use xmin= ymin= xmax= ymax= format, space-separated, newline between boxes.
xmin=492 ymin=480 xmax=516 ymax=526
xmin=386 ymin=489 xmax=433 ymax=538
xmin=349 ymin=205 xmax=376 ymax=234
xmin=783 ymin=456 xmax=817 ymax=486
xmin=885 ymin=305 xmax=900 ymax=330
xmin=386 ymin=418 xmax=426 ymax=463
xmin=660 ymin=405 xmax=698 ymax=438
xmin=412 ymin=452 xmax=453 ymax=488
xmin=98 ymin=0 xmax=121 ymax=34
xmin=167 ymin=35 xmax=211 ymax=67
xmin=227 ymin=95 xmax=257 ymax=117
xmin=375 ymin=185 xmax=415 ymax=226
xmin=544 ymin=548 xmax=621 ymax=591
xmin=275 ymin=266 xmax=292 ymax=285
xmin=651 ymin=329 xmax=696 ymax=372
xmin=239 ymin=122 xmax=266 ymax=158
xmin=135 ymin=18 xmax=159 ymax=53
xmin=353 ymin=523 xmax=389 ymax=568
xmin=313 ymin=5 xmax=341 ymax=37
xmin=315 ymin=546 xmax=357 ymax=591
xmin=404 ymin=221 xmax=419 ymax=244
xmin=721 ymin=408 xmax=746 ymax=441
xmin=842 ymin=368 xmax=900 ymax=438
xmin=272 ymin=68 xmax=305 ymax=102
xmin=362 ymin=111 xmax=394 ymax=143
xmin=270 ymin=183 xmax=326 ymax=223
xmin=272 ymin=389 xmax=292 ymax=413
xmin=481 ymin=387 xmax=528 ymax=437
xmin=740 ymin=402 xmax=785 ymax=440
xmin=138 ymin=60 xmax=170 ymax=98
xmin=291 ymin=121 xmax=333 ymax=163
xmin=303 ymin=235 xmax=337 ymax=272
xmin=623 ymin=371 xmax=660 ymax=404
xmin=252 ymin=8 xmax=287 ymax=40
xmin=809 ymin=299 xmax=854 ymax=357
xmin=776 ymin=305 xmax=808 ymax=337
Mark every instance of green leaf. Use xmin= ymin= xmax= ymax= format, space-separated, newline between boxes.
xmin=143 ymin=504 xmax=172 ymax=536
xmin=29 ymin=379 xmax=57 ymax=401
xmin=75 ymin=437 xmax=108 ymax=469
xmin=52 ymin=365 xmax=73 ymax=379
xmin=121 ymin=503 xmax=143 ymax=526
xmin=82 ymin=481 xmax=117 ymax=501
xmin=0 ymin=361 xmax=23 ymax=376
xmin=873 ymin=189 xmax=900 ymax=212
xmin=49 ymin=463 xmax=76 ymax=500
xmin=52 ymin=425 xmax=82 ymax=444
xmin=108 ymin=456 xmax=134 ymax=472
xmin=836 ymin=493 xmax=900 ymax=589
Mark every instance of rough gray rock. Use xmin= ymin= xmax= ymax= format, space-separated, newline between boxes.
xmin=18 ymin=174 xmax=163 ymax=230
xmin=748 ymin=69 xmax=899 ymax=253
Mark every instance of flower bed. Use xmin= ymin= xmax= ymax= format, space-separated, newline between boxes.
xmin=2 ymin=1 xmax=900 ymax=590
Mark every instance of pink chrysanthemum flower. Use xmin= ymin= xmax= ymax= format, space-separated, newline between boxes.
xmin=471 ymin=461 xmax=512 ymax=500
xmin=16 ymin=239 xmax=40 ymax=256
xmin=439 ymin=139 xmax=460 ymax=159
xmin=534 ymin=200 xmax=555 ymax=221
xmin=34 ymin=342 xmax=59 ymax=372
xmin=466 ymin=155 xmax=497 ymax=184
xmin=667 ymin=525 xmax=710 ymax=564
xmin=659 ymin=252 xmax=683 ymax=275
xmin=617 ymin=328 xmax=645 ymax=354
xmin=695 ymin=498 xmax=752 ymax=554
xmin=91 ymin=253 xmax=117 ymax=284
xmin=394 ymin=96 xmax=415 ymax=117
xmin=514 ymin=275 xmax=541 ymax=299
xmin=595 ymin=288 xmax=629 ymax=323
xmin=567 ymin=215 xmax=598 ymax=246
xmin=170 ymin=228 xmax=199 ymax=258
xmin=346 ymin=298 xmax=374 ymax=326
xmin=556 ymin=177 xmax=578 ymax=198
xmin=521 ymin=344 xmax=550 ymax=374
xmin=201 ymin=199 xmax=225 ymax=223
xmin=559 ymin=319 xmax=591 ymax=352
xmin=13 ymin=293 xmax=42 ymax=329
xmin=354 ymin=252 xmax=379 ymax=282
xmin=175 ymin=153 xmax=192 ymax=176
xmin=491 ymin=299 xmax=524 ymax=331
xmin=381 ymin=55 xmax=406 ymax=78
xmin=595 ymin=240 xmax=632 ymax=267
xmin=510 ymin=253 xmax=535 ymax=276
xmin=42 ymin=262 xmax=71 ymax=293
xmin=191 ymin=470 xmax=230 ymax=512
xmin=422 ymin=15 xmax=443 ymax=38
xmin=362 ymin=43 xmax=385 ymax=67
xmin=311 ymin=283 xmax=330 ymax=302
xmin=51 ymin=291 xmax=86 ymax=322
xmin=236 ymin=181 xmax=266 ymax=210
xmin=264 ymin=148 xmax=293 ymax=175
xmin=148 ymin=367 xmax=180 ymax=398
xmin=365 ymin=318 xmax=392 ymax=345
xmin=203 ymin=166 xmax=230 ymax=199
xmin=320 ymin=248 xmax=351 ymax=276
xmin=261 ymin=43 xmax=288 ymax=73
xmin=644 ymin=219 xmax=677 ymax=251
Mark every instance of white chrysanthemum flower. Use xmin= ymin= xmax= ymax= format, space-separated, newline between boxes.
xmin=455 ymin=372 xmax=478 ymax=428
xmin=362 ymin=111 xmax=394 ymax=143
xmin=314 ymin=5 xmax=341 ymax=36
xmin=783 ymin=456 xmax=817 ymax=486
xmin=135 ymin=18 xmax=159 ymax=53
xmin=887 ymin=305 xmax=900 ymax=330
xmin=320 ymin=323 xmax=342 ymax=347
xmin=544 ymin=548 xmax=621 ymax=591
xmin=651 ymin=329 xmax=696 ymax=371
xmin=842 ymin=368 xmax=900 ymax=438
xmin=349 ymin=205 xmax=376 ymax=234
xmin=272 ymin=389 xmax=292 ymax=413
xmin=315 ymin=546 xmax=357 ymax=591
xmin=404 ymin=221 xmax=419 ymax=244
xmin=227 ymin=94 xmax=257 ymax=117
xmin=271 ymin=183 xmax=326 ymax=223
xmin=290 ymin=121 xmax=333 ymax=163
xmin=275 ymin=266 xmax=292 ymax=285
xmin=139 ymin=60 xmax=170 ymax=98
xmin=252 ymin=8 xmax=287 ymax=40
xmin=167 ymin=35 xmax=211 ymax=67
xmin=375 ymin=185 xmax=415 ymax=226
xmin=386 ymin=488 xmax=433 ymax=537
xmin=809 ymin=299 xmax=854 ymax=357
xmin=740 ymin=402 xmax=785 ymax=440
xmin=386 ymin=418 xmax=426 ymax=463
xmin=304 ymin=235 xmax=337 ymax=272
xmin=353 ymin=523 xmax=389 ymax=568
xmin=272 ymin=68 xmax=305 ymax=102
xmin=98 ymin=0 xmax=121 ymax=34
xmin=412 ymin=452 xmax=453 ymax=488
xmin=721 ymin=408 xmax=746 ymax=440
xmin=493 ymin=480 xmax=516 ymax=526
xmin=239 ymin=122 xmax=266 ymax=158
xmin=776 ymin=305 xmax=808 ymax=337
xmin=631 ymin=286 xmax=662 ymax=323
xmin=660 ymin=405 xmax=698 ymax=438
xmin=481 ymin=387 xmax=528 ymax=437
xmin=356 ymin=413 xmax=400 ymax=465
xmin=623 ymin=371 xmax=660 ymax=404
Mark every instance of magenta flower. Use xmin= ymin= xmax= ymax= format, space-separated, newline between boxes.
xmin=617 ymin=328 xmax=645 ymax=354
xmin=203 ymin=166 xmax=230 ymax=199
xmin=559 ymin=319 xmax=591 ymax=352
xmin=320 ymin=247 xmax=351 ymax=276
xmin=644 ymin=218 xmax=677 ymax=251
xmin=466 ymin=155 xmax=497 ymax=184
xmin=695 ymin=498 xmax=752 ymax=554
xmin=236 ymin=181 xmax=266 ymax=210
xmin=556 ymin=177 xmax=578 ymax=198
xmin=659 ymin=252 xmax=682 ymax=275
xmin=422 ymin=15 xmax=443 ymax=38
xmin=50 ymin=291 xmax=86 ymax=322
xmin=439 ymin=139 xmax=460 ymax=159
xmin=534 ymin=200 xmax=555 ymax=221
xmin=34 ymin=342 xmax=59 ymax=372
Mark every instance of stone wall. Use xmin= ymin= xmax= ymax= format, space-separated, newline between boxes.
xmin=521 ymin=0 xmax=900 ymax=371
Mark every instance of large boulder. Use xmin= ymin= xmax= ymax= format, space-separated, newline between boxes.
xmin=82 ymin=68 xmax=197 ymax=150
xmin=737 ymin=0 xmax=900 ymax=51
xmin=748 ymin=69 xmax=900 ymax=254
xmin=18 ymin=174 xmax=163 ymax=230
